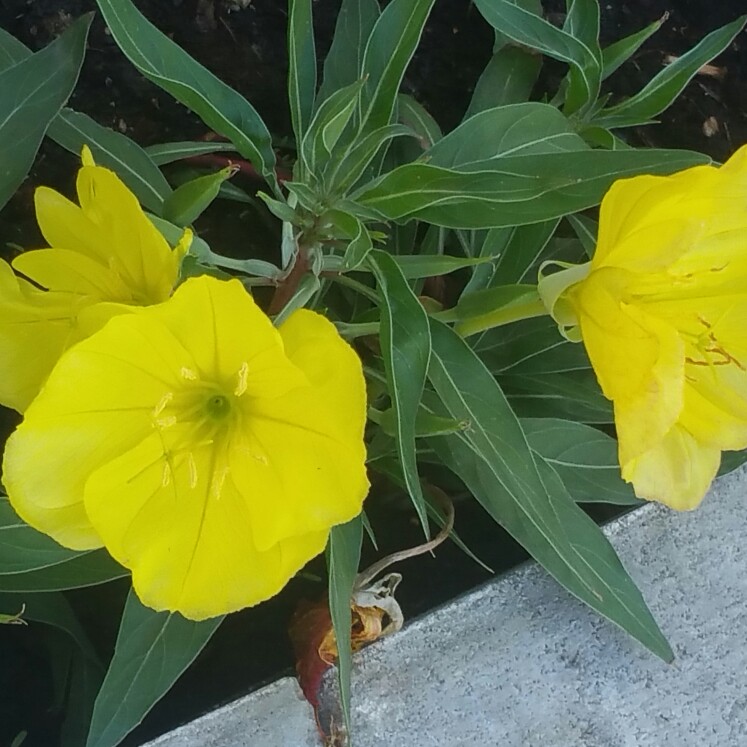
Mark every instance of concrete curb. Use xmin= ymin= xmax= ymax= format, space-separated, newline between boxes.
xmin=145 ymin=466 xmax=747 ymax=747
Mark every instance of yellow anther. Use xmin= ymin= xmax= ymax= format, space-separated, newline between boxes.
xmin=235 ymin=361 xmax=249 ymax=397
xmin=153 ymin=392 xmax=174 ymax=417
xmin=188 ymin=453 xmax=198 ymax=488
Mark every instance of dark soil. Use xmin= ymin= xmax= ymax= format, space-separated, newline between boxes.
xmin=0 ymin=1 xmax=745 ymax=745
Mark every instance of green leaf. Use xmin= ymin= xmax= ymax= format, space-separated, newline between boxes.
xmin=601 ymin=15 xmax=666 ymax=80
xmin=342 ymin=215 xmax=374 ymax=271
xmin=288 ymin=0 xmax=317 ymax=144
xmin=327 ymin=516 xmax=363 ymax=735
xmin=326 ymin=252 xmax=494 ymax=278
xmin=594 ymin=16 xmax=746 ymax=128
xmin=318 ymin=0 xmax=380 ymax=104
xmin=1 ymin=495 xmax=122 ymax=594
xmin=465 ymin=45 xmax=542 ymax=118
xmin=393 ymin=253 xmax=494 ymax=279
xmin=567 ymin=212 xmax=598 ymax=258
xmin=0 ymin=553 xmax=127 ymax=593
xmin=0 ymin=591 xmax=104 ymax=746
xmin=501 ymin=370 xmax=612 ymax=423
xmin=326 ymin=123 xmax=413 ymax=194
xmin=719 ymin=449 xmax=747 ymax=477
xmin=0 ymin=25 xmax=172 ymax=214
xmin=0 ymin=590 xmax=101 ymax=664
xmin=86 ymin=590 xmax=223 ymax=747
xmin=51 ymin=109 xmax=171 ymax=214
xmin=360 ymin=0 xmax=436 ymax=131
xmin=561 ymin=0 xmax=603 ymax=113
xmin=356 ymin=148 xmax=709 ymax=229
xmin=476 ymin=316 xmax=590 ymax=376
xmin=426 ymin=103 xmax=587 ymax=169
xmin=522 ymin=418 xmax=643 ymax=505
xmin=0 ymin=25 xmax=28 ymax=68
xmin=0 ymin=496 xmax=80 ymax=574
xmin=425 ymin=321 xmax=672 ymax=661
xmin=397 ymin=93 xmax=442 ymax=148
xmin=0 ymin=14 xmax=90 ymax=211
xmin=378 ymin=407 xmax=465 ymax=437
xmin=96 ymin=0 xmax=278 ymax=192
xmin=162 ymin=166 xmax=235 ymax=226
xmin=302 ymin=80 xmax=363 ymax=173
xmin=491 ymin=218 xmax=561 ymax=286
xmin=368 ymin=249 xmax=432 ymax=535
xmin=144 ymin=140 xmax=238 ymax=166
xmin=473 ymin=0 xmax=601 ymax=115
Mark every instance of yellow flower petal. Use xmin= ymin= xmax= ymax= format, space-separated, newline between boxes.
xmin=4 ymin=275 xmax=369 ymax=617
xmin=13 ymin=248 xmax=131 ymax=300
xmin=621 ymin=425 xmax=720 ymax=510
xmin=0 ymin=150 xmax=188 ymax=410
xmin=233 ymin=309 xmax=369 ymax=551
xmin=0 ymin=259 xmax=83 ymax=412
xmin=2 ymin=307 xmax=184 ymax=548
xmin=84 ymin=434 xmax=328 ymax=619
xmin=562 ymin=145 xmax=747 ymax=509
xmin=573 ymin=267 xmax=684 ymax=464
xmin=34 ymin=158 xmax=183 ymax=305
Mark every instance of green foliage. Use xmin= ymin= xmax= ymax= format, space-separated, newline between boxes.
xmin=0 ymin=15 xmax=90 ymax=210
xmin=1 ymin=0 xmax=744 ymax=742
xmin=85 ymin=591 xmax=223 ymax=747
xmin=327 ymin=517 xmax=363 ymax=734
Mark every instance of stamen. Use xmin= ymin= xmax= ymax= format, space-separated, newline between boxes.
xmin=235 ymin=361 xmax=249 ymax=397
xmin=153 ymin=392 xmax=173 ymax=417
xmin=188 ymin=452 xmax=199 ymax=488
xmin=162 ymin=461 xmax=172 ymax=487
xmin=211 ymin=465 xmax=229 ymax=500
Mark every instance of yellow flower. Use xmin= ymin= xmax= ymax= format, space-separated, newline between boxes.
xmin=543 ymin=146 xmax=747 ymax=510
xmin=3 ymin=276 xmax=369 ymax=620
xmin=0 ymin=146 xmax=188 ymax=412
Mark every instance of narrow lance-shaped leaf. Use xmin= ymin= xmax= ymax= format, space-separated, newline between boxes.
xmin=288 ymin=0 xmax=317 ymax=145
xmin=397 ymin=93 xmax=442 ymax=149
xmin=368 ymin=249 xmax=432 ymax=536
xmin=359 ymin=0 xmax=436 ymax=131
xmin=0 ymin=26 xmax=170 ymax=214
xmin=464 ymin=45 xmax=542 ymax=118
xmin=356 ymin=148 xmax=709 ymax=229
xmin=85 ymin=590 xmax=223 ymax=747
xmin=318 ymin=0 xmax=380 ymax=104
xmin=301 ymin=80 xmax=363 ymax=173
xmin=0 ymin=14 xmax=90 ymax=210
xmin=144 ymin=140 xmax=238 ymax=166
xmin=472 ymin=0 xmax=601 ymax=115
xmin=50 ymin=110 xmax=172 ymax=214
xmin=96 ymin=0 xmax=278 ymax=193
xmin=327 ymin=516 xmax=363 ymax=734
xmin=0 ymin=497 xmax=127 ymax=591
xmin=425 ymin=321 xmax=672 ymax=660
xmin=426 ymin=103 xmax=588 ymax=170
xmin=594 ymin=15 xmax=747 ymax=129
xmin=522 ymin=418 xmax=643 ymax=505
xmin=561 ymin=0 xmax=603 ymax=113
xmin=162 ymin=166 xmax=236 ymax=227
xmin=601 ymin=15 xmax=667 ymax=80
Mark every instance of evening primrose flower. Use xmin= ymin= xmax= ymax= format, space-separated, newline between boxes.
xmin=3 ymin=276 xmax=369 ymax=619
xmin=540 ymin=146 xmax=747 ymax=510
xmin=0 ymin=146 xmax=188 ymax=412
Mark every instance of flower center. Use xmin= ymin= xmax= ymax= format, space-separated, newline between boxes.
xmin=205 ymin=392 xmax=232 ymax=420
